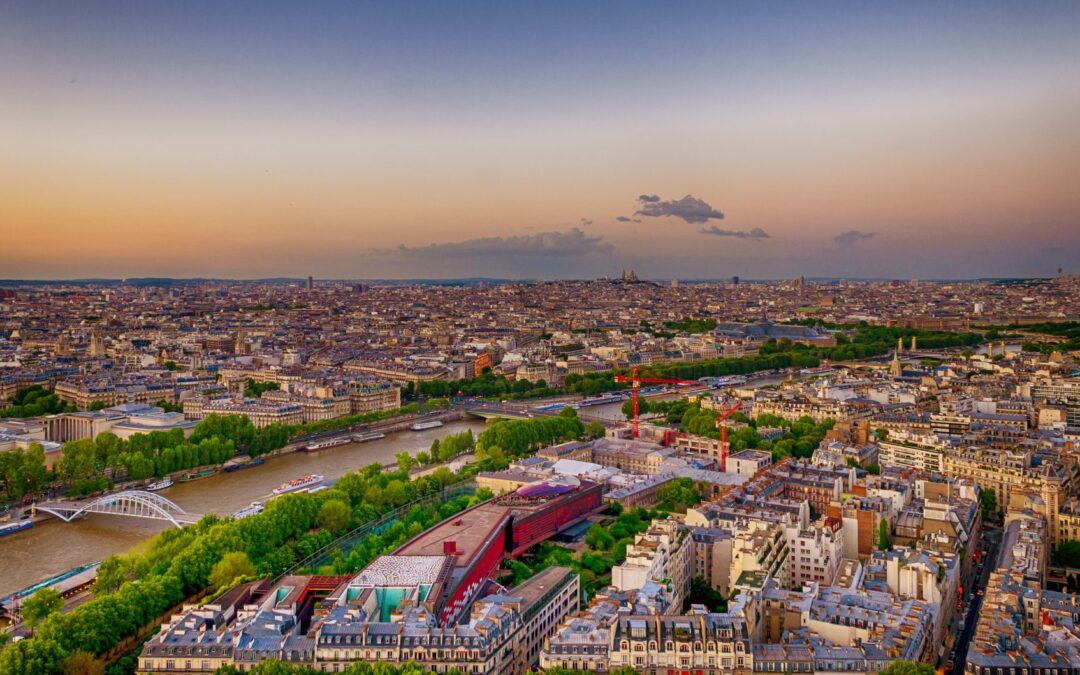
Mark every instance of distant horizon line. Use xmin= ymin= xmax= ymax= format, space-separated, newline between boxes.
xmin=0 ymin=275 xmax=1063 ymax=286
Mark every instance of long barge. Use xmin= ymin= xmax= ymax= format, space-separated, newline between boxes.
xmin=304 ymin=436 xmax=351 ymax=451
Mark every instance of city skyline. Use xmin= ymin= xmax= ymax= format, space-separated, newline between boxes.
xmin=4 ymin=1 xmax=1080 ymax=279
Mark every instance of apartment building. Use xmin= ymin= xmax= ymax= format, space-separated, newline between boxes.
xmin=182 ymin=397 xmax=304 ymax=428
xmin=607 ymin=613 xmax=753 ymax=675
xmin=784 ymin=518 xmax=844 ymax=588
xmin=612 ymin=518 xmax=693 ymax=609
xmin=878 ymin=434 xmax=946 ymax=474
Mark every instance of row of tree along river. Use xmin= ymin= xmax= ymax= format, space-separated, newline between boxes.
xmin=0 ymin=418 xmax=488 ymax=597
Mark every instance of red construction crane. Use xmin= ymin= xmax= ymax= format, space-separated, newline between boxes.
xmin=613 ymin=368 xmax=698 ymax=440
xmin=714 ymin=399 xmax=743 ymax=472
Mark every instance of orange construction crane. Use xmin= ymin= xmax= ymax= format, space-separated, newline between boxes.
xmin=714 ymin=400 xmax=743 ymax=472
xmin=613 ymin=368 xmax=697 ymax=440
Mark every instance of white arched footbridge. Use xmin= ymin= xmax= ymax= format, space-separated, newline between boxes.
xmin=36 ymin=491 xmax=203 ymax=528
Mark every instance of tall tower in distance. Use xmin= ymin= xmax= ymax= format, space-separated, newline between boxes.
xmin=89 ymin=324 xmax=105 ymax=358
xmin=889 ymin=337 xmax=903 ymax=377
xmin=306 ymin=276 xmax=314 ymax=291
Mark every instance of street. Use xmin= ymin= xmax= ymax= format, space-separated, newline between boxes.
xmin=951 ymin=526 xmax=1001 ymax=675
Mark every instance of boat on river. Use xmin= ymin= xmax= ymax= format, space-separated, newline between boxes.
xmin=0 ymin=520 xmax=33 ymax=538
xmin=273 ymin=474 xmax=325 ymax=496
xmin=232 ymin=502 xmax=264 ymax=519
xmin=304 ymin=436 xmax=351 ymax=451
xmin=179 ymin=469 xmax=217 ymax=482
xmin=409 ymin=420 xmax=444 ymax=431
xmin=351 ymin=431 xmax=386 ymax=442
xmin=145 ymin=478 xmax=173 ymax=491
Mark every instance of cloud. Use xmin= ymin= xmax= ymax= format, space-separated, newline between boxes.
xmin=388 ymin=227 xmax=613 ymax=260
xmin=699 ymin=226 xmax=770 ymax=239
xmin=615 ymin=216 xmax=642 ymax=223
xmin=834 ymin=230 xmax=878 ymax=248
xmin=579 ymin=217 xmax=593 ymax=227
xmin=635 ymin=194 xmax=725 ymax=224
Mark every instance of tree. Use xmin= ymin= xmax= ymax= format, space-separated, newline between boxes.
xmin=22 ymin=587 xmax=63 ymax=634
xmin=61 ymin=649 xmax=104 ymax=675
xmin=0 ymin=637 xmax=66 ymax=675
xmin=316 ymin=499 xmax=352 ymax=534
xmin=94 ymin=556 xmax=129 ymax=595
xmin=874 ymin=427 xmax=889 ymax=440
xmin=1054 ymin=540 xmax=1080 ymax=568
xmin=655 ymin=478 xmax=702 ymax=513
xmin=621 ymin=398 xmax=650 ymax=420
xmin=585 ymin=523 xmax=615 ymax=551
xmin=395 ymin=451 xmax=417 ymax=473
xmin=0 ymin=444 xmax=49 ymax=499
xmin=684 ymin=576 xmax=727 ymax=612
xmin=879 ymin=661 xmax=934 ymax=675
xmin=980 ymin=488 xmax=999 ymax=521
xmin=244 ymin=379 xmax=279 ymax=399
xmin=209 ymin=551 xmax=256 ymax=589
xmin=584 ymin=421 xmax=606 ymax=440
xmin=878 ymin=519 xmax=892 ymax=551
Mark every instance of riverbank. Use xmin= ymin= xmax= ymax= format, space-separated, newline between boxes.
xmin=0 ymin=417 xmax=488 ymax=597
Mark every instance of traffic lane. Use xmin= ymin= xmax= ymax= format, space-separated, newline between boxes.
xmin=951 ymin=538 xmax=998 ymax=675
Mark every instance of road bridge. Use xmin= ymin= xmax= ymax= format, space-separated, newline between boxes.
xmin=465 ymin=403 xmax=609 ymax=424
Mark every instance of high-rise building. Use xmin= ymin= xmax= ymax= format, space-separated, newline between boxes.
xmin=306 ymin=275 xmax=314 ymax=290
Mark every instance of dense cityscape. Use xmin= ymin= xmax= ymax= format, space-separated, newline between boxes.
xmin=7 ymin=1 xmax=1080 ymax=674
xmin=0 ymin=276 xmax=1078 ymax=675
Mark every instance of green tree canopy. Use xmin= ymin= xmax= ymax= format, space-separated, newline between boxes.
xmin=878 ymin=519 xmax=892 ymax=551
xmin=980 ymin=488 xmax=999 ymax=521
xmin=685 ymin=576 xmax=728 ymax=612
xmin=1054 ymin=540 xmax=1080 ymax=568
xmin=879 ymin=661 xmax=935 ymax=675
xmin=61 ymin=649 xmax=104 ymax=675
xmin=316 ymin=499 xmax=352 ymax=535
xmin=655 ymin=478 xmax=703 ymax=513
xmin=22 ymin=587 xmax=63 ymax=634
xmin=584 ymin=421 xmax=606 ymax=440
xmin=209 ymin=551 xmax=256 ymax=589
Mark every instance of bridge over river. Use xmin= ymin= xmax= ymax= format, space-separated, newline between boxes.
xmin=35 ymin=490 xmax=203 ymax=528
xmin=465 ymin=402 xmax=610 ymax=424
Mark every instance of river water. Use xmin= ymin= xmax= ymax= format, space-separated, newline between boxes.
xmin=0 ymin=419 xmax=488 ymax=597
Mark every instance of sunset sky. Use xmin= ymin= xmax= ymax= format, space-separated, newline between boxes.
xmin=3 ymin=1 xmax=1079 ymax=280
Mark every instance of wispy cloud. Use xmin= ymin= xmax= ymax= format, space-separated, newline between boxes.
xmin=700 ymin=226 xmax=770 ymax=239
xmin=615 ymin=215 xmax=642 ymax=223
xmin=635 ymin=194 xmax=725 ymax=224
xmin=834 ymin=230 xmax=878 ymax=248
xmin=387 ymin=227 xmax=613 ymax=259
xmin=579 ymin=217 xmax=593 ymax=227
